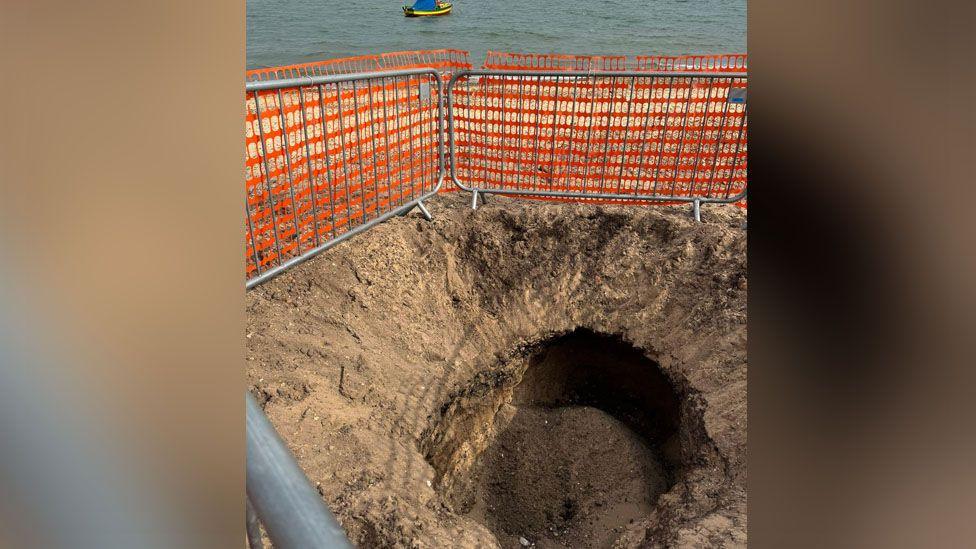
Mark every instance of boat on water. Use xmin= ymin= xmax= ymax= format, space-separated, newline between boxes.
xmin=403 ymin=0 xmax=452 ymax=17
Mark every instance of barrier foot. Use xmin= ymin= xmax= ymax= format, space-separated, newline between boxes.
xmin=692 ymin=199 xmax=702 ymax=223
xmin=471 ymin=191 xmax=479 ymax=210
xmin=416 ymin=201 xmax=432 ymax=221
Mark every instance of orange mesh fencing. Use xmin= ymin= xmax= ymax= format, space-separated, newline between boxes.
xmin=245 ymin=73 xmax=443 ymax=279
xmin=483 ymin=50 xmax=629 ymax=71
xmin=450 ymin=73 xmax=747 ymax=206
xmin=244 ymin=52 xmax=747 ymax=284
xmin=379 ymin=49 xmax=472 ymax=81
xmin=246 ymin=49 xmax=472 ymax=83
xmin=634 ymin=54 xmax=747 ymax=72
xmin=246 ymin=55 xmax=383 ymax=82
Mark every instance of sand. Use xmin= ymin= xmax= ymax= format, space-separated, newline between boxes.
xmin=246 ymin=192 xmax=747 ymax=547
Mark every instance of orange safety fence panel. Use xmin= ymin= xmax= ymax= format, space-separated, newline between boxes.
xmin=634 ymin=54 xmax=747 ymax=72
xmin=483 ymin=50 xmax=629 ymax=72
xmin=449 ymin=73 xmax=746 ymax=206
xmin=246 ymin=50 xmax=473 ymax=83
xmin=246 ymin=54 xmax=384 ymax=82
xmin=244 ymin=52 xmax=746 ymax=282
xmin=379 ymin=49 xmax=472 ymax=82
xmin=244 ymin=74 xmax=442 ymax=279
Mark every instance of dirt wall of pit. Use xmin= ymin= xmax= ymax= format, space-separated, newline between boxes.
xmin=246 ymin=193 xmax=747 ymax=548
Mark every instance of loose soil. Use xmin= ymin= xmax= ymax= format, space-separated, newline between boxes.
xmin=246 ymin=193 xmax=747 ymax=548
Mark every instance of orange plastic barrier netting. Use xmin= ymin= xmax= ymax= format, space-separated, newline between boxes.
xmin=483 ymin=51 xmax=629 ymax=71
xmin=246 ymin=49 xmax=471 ymax=83
xmin=483 ymin=52 xmax=747 ymax=73
xmin=634 ymin=54 xmax=747 ymax=72
xmin=450 ymin=74 xmax=747 ymax=206
xmin=378 ymin=49 xmax=472 ymax=80
xmin=244 ymin=74 xmax=442 ymax=278
xmin=244 ymin=52 xmax=747 ymax=282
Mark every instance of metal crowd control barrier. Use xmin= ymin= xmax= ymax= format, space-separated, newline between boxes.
xmin=245 ymin=68 xmax=445 ymax=289
xmin=246 ymin=392 xmax=354 ymax=549
xmin=446 ymin=69 xmax=747 ymax=220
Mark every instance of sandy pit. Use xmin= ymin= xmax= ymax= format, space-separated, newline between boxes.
xmin=246 ymin=193 xmax=747 ymax=547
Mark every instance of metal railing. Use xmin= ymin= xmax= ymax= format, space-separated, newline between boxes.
xmin=446 ymin=69 xmax=747 ymax=219
xmin=245 ymin=68 xmax=445 ymax=289
xmin=246 ymin=392 xmax=353 ymax=549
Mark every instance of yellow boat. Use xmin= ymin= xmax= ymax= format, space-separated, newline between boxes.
xmin=403 ymin=0 xmax=452 ymax=16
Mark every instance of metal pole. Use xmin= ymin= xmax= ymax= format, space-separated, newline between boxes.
xmin=298 ymin=88 xmax=321 ymax=248
xmin=253 ymin=91 xmax=283 ymax=266
xmin=245 ymin=497 xmax=264 ymax=549
xmin=276 ymin=89 xmax=302 ymax=256
xmin=316 ymin=84 xmax=339 ymax=241
xmin=246 ymin=392 xmax=353 ymax=549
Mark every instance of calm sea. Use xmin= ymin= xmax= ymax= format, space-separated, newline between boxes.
xmin=247 ymin=0 xmax=746 ymax=70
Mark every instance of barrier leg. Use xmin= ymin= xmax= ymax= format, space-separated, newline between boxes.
xmin=692 ymin=199 xmax=702 ymax=223
xmin=416 ymin=200 xmax=432 ymax=221
xmin=471 ymin=190 xmax=479 ymax=210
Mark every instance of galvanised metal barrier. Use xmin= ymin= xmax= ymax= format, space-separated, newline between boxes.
xmin=446 ymin=69 xmax=747 ymax=219
xmin=246 ymin=392 xmax=353 ymax=549
xmin=245 ymin=68 xmax=445 ymax=289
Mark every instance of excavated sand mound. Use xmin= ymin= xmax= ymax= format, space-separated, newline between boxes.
xmin=246 ymin=193 xmax=747 ymax=547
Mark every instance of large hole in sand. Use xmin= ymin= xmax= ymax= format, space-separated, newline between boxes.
xmin=422 ymin=328 xmax=683 ymax=547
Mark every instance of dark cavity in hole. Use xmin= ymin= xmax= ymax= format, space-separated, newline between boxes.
xmin=424 ymin=328 xmax=684 ymax=548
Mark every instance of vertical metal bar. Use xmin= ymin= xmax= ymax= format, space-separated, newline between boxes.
xmin=417 ymin=75 xmax=427 ymax=194
xmin=633 ymin=76 xmax=655 ymax=195
xmin=350 ymin=79 xmax=367 ymax=223
xmin=670 ymin=76 xmax=695 ymax=197
xmin=651 ymin=76 xmax=676 ymax=196
xmin=245 ymin=193 xmax=261 ymax=276
xmin=365 ymin=77 xmax=381 ymax=216
xmin=706 ymin=77 xmax=733 ymax=198
xmin=253 ymin=90 xmax=283 ymax=266
xmin=616 ymin=77 xmax=637 ymax=193
xmin=381 ymin=76 xmax=393 ymax=208
xmin=334 ymin=82 xmax=353 ymax=232
xmin=581 ymin=75 xmax=598 ymax=191
xmin=297 ymin=88 xmax=321 ymax=248
xmin=434 ymin=72 xmax=445 ymax=192
xmin=482 ymin=75 xmax=489 ymax=189
xmin=514 ymin=75 xmax=525 ymax=189
xmin=406 ymin=75 xmax=418 ymax=201
xmin=548 ymin=76 xmax=560 ymax=191
xmin=499 ymin=74 xmax=506 ymax=189
xmin=393 ymin=75 xmax=406 ymax=206
xmin=532 ymin=75 xmax=543 ymax=191
xmin=561 ymin=76 xmax=580 ymax=190
xmin=315 ymin=85 xmax=338 ymax=242
xmin=724 ymin=102 xmax=748 ymax=199
xmin=598 ymin=76 xmax=617 ymax=193
xmin=688 ymin=77 xmax=715 ymax=198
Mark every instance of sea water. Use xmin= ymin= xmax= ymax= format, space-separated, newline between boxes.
xmin=247 ymin=0 xmax=746 ymax=70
